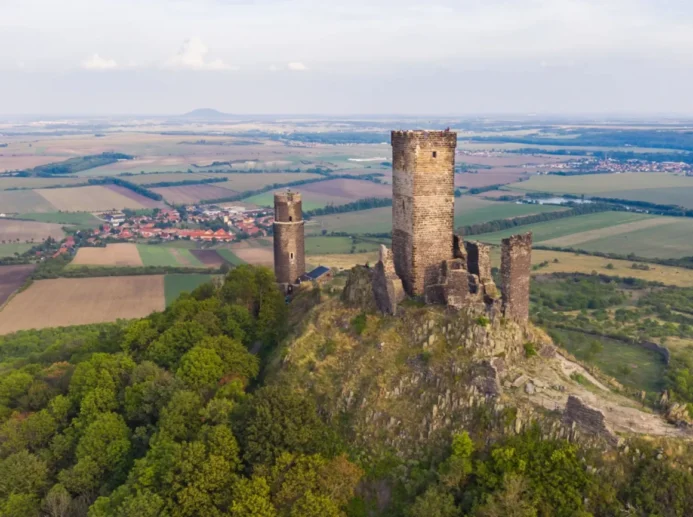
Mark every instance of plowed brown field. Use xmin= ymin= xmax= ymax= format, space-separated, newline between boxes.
xmin=72 ymin=243 xmax=143 ymax=266
xmin=0 ymin=276 xmax=165 ymax=334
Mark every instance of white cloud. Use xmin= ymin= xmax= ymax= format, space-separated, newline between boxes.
xmin=81 ymin=53 xmax=118 ymax=70
xmin=287 ymin=62 xmax=307 ymax=71
xmin=165 ymin=38 xmax=236 ymax=71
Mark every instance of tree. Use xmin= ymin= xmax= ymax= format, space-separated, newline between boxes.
xmin=0 ymin=451 xmax=48 ymax=500
xmin=408 ymin=487 xmax=460 ymax=517
xmin=475 ymin=475 xmax=537 ymax=517
xmin=230 ymin=477 xmax=277 ymax=517
xmin=145 ymin=321 xmax=208 ymax=368
xmin=176 ymin=346 xmax=225 ymax=391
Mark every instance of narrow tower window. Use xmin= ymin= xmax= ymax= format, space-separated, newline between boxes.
xmin=290 ymin=252 xmax=294 ymax=260
xmin=289 ymin=216 xmax=293 ymax=222
xmin=432 ymin=151 xmax=437 ymax=158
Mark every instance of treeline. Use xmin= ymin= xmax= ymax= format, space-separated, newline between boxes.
xmin=459 ymin=203 xmax=613 ymax=236
xmin=17 ymin=153 xmax=134 ymax=176
xmin=304 ymin=197 xmax=392 ymax=218
xmin=534 ymin=244 xmax=693 ymax=270
xmin=88 ymin=177 xmax=163 ymax=202
xmin=139 ymin=177 xmax=229 ymax=188
xmin=466 ymin=184 xmax=506 ymax=195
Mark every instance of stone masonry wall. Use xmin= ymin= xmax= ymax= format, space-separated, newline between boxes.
xmin=391 ymin=130 xmax=457 ymax=296
xmin=501 ymin=232 xmax=532 ymax=322
xmin=273 ymin=192 xmax=305 ymax=285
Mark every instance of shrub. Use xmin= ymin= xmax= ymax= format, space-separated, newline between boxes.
xmin=524 ymin=342 xmax=537 ymax=358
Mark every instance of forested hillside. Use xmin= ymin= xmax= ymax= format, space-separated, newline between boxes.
xmin=1 ymin=266 xmax=693 ymax=516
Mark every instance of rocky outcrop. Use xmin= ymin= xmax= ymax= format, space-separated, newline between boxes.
xmin=372 ymin=245 xmax=406 ymax=315
xmin=341 ymin=265 xmax=377 ymax=311
xmin=563 ymin=395 xmax=619 ymax=446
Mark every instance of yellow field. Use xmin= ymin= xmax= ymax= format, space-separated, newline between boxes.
xmin=72 ymin=243 xmax=144 ymax=267
xmin=0 ymin=276 xmax=165 ymax=334
xmin=530 ymin=250 xmax=693 ymax=286
xmin=306 ymin=252 xmax=378 ymax=270
xmin=35 ymin=185 xmax=146 ymax=211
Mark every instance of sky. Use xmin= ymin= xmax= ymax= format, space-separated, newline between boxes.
xmin=1 ymin=0 xmax=693 ymax=116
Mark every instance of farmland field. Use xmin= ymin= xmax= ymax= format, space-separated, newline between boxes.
xmin=0 ymin=265 xmax=35 ymax=306
xmin=0 ymin=219 xmax=65 ymax=242
xmin=35 ymin=185 xmax=155 ymax=211
xmin=0 ymin=190 xmax=56 ymax=213
xmin=213 ymin=172 xmax=322 ymax=192
xmin=189 ymin=249 xmax=230 ymax=267
xmin=124 ymin=172 xmax=218 ymax=185
xmin=454 ymin=170 xmax=529 ymax=188
xmin=228 ymin=239 xmax=274 ymax=266
xmin=0 ymin=176 xmax=87 ymax=190
xmin=137 ymin=245 xmax=205 ymax=268
xmin=306 ymin=252 xmax=378 ymax=270
xmin=18 ymin=212 xmax=101 ymax=227
xmin=508 ymin=173 xmax=693 ymax=208
xmin=476 ymin=212 xmax=653 ymax=244
xmin=529 ymin=250 xmax=693 ymax=286
xmin=305 ymin=198 xmax=565 ymax=235
xmin=305 ymin=236 xmax=384 ymax=254
xmin=0 ymin=276 xmax=165 ymax=334
xmin=72 ymin=243 xmax=144 ymax=267
xmin=0 ymin=243 xmax=33 ymax=258
xmin=215 ymin=249 xmax=246 ymax=266
xmin=245 ymin=178 xmax=391 ymax=210
xmin=151 ymin=185 xmax=237 ymax=204
xmin=164 ymin=274 xmax=217 ymax=305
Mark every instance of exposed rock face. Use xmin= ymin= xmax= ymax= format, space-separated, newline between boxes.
xmin=372 ymin=246 xmax=406 ymax=315
xmin=563 ymin=395 xmax=619 ymax=446
xmin=341 ymin=266 xmax=377 ymax=312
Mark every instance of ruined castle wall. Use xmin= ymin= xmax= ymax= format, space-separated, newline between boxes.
xmin=391 ymin=130 xmax=457 ymax=295
xmin=465 ymin=241 xmax=492 ymax=281
xmin=501 ymin=232 xmax=532 ymax=322
xmin=273 ymin=192 xmax=305 ymax=285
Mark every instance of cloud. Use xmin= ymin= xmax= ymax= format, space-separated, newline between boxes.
xmin=165 ymin=38 xmax=237 ymax=71
xmin=287 ymin=62 xmax=307 ymax=71
xmin=81 ymin=53 xmax=118 ymax=70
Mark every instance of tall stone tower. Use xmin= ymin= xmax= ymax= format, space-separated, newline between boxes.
xmin=501 ymin=232 xmax=533 ymax=322
xmin=273 ymin=191 xmax=305 ymax=287
xmin=391 ymin=130 xmax=457 ymax=295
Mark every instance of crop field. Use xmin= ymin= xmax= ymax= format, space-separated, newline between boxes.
xmin=0 ymin=176 xmax=87 ymax=190
xmin=529 ymin=250 xmax=693 ymax=286
xmin=123 ymin=172 xmax=217 ymax=185
xmin=454 ymin=169 xmax=531 ymax=188
xmin=245 ymin=178 xmax=391 ymax=210
xmin=228 ymin=238 xmax=274 ymax=266
xmin=164 ymin=274 xmax=218 ymax=305
xmin=213 ymin=172 xmax=322 ymax=192
xmin=0 ymin=156 xmax=67 ymax=173
xmin=215 ymin=249 xmax=246 ymax=266
xmin=18 ymin=212 xmax=101 ymax=227
xmin=0 ymin=276 xmax=166 ymax=334
xmin=0 ymin=219 xmax=65 ymax=242
xmin=508 ymin=173 xmax=693 ymax=208
xmin=305 ymin=198 xmax=565 ymax=235
xmin=35 ymin=185 xmax=154 ymax=212
xmin=0 ymin=244 xmax=33 ymax=258
xmin=306 ymin=252 xmax=378 ymax=271
xmin=0 ymin=265 xmax=35 ymax=306
xmin=189 ymin=249 xmax=230 ymax=267
xmin=137 ymin=245 xmax=205 ymax=268
xmin=0 ymin=190 xmax=56 ymax=213
xmin=305 ymin=236 xmax=384 ymax=254
xmin=476 ymin=211 xmax=653 ymax=244
xmin=72 ymin=243 xmax=144 ymax=267
xmin=151 ymin=185 xmax=237 ymax=204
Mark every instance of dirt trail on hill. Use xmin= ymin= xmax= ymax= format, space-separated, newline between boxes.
xmin=519 ymin=351 xmax=692 ymax=439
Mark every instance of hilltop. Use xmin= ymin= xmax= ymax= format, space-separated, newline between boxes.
xmin=177 ymin=108 xmax=235 ymax=120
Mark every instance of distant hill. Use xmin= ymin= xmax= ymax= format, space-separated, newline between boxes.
xmin=178 ymin=108 xmax=234 ymax=120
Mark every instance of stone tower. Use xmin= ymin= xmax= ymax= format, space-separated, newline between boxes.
xmin=391 ymin=130 xmax=457 ymax=295
xmin=273 ymin=191 xmax=305 ymax=287
xmin=501 ymin=232 xmax=533 ymax=322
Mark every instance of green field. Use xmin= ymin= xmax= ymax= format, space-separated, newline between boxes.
xmin=164 ymin=274 xmax=218 ymax=306
xmin=508 ymin=173 xmax=693 ymax=209
xmin=18 ymin=212 xmax=101 ymax=227
xmin=136 ymin=245 xmax=204 ymax=267
xmin=305 ymin=236 xmax=384 ymax=255
xmin=0 ymin=191 xmax=55 ymax=213
xmin=0 ymin=177 xmax=87 ymax=190
xmin=476 ymin=212 xmax=653 ymax=245
xmin=305 ymin=198 xmax=565 ymax=235
xmin=216 ymin=249 xmax=246 ymax=266
xmin=0 ymin=243 xmax=33 ymax=258
xmin=550 ymin=328 xmax=666 ymax=393
xmin=244 ymin=191 xmax=336 ymax=211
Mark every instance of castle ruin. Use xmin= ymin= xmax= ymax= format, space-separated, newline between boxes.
xmin=273 ymin=191 xmax=305 ymax=292
xmin=371 ymin=130 xmax=532 ymax=321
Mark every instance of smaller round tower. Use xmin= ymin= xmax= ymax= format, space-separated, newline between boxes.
xmin=273 ymin=191 xmax=305 ymax=287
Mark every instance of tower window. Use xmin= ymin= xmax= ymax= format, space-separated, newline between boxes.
xmin=432 ymin=151 xmax=437 ymax=158
xmin=290 ymin=252 xmax=294 ymax=260
xmin=289 ymin=216 xmax=293 ymax=222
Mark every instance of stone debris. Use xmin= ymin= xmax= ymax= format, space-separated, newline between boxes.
xmin=563 ymin=395 xmax=619 ymax=447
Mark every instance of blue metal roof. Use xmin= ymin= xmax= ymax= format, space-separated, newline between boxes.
xmin=306 ymin=266 xmax=330 ymax=279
